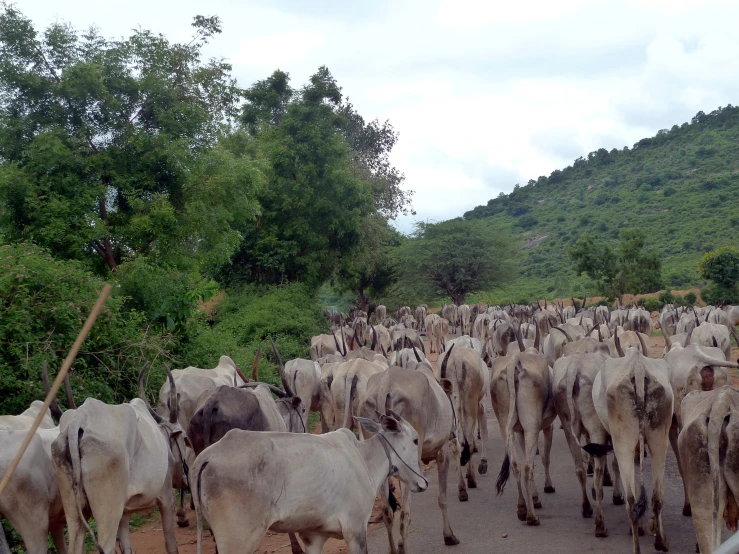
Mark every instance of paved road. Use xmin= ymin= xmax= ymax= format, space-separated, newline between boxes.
xmin=368 ymin=413 xmax=730 ymax=554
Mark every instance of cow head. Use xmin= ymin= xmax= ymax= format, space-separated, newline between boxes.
xmin=354 ymin=410 xmax=428 ymax=493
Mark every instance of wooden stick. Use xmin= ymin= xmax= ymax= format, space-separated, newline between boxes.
xmin=0 ymin=283 xmax=112 ymax=499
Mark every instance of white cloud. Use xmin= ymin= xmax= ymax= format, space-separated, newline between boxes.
xmin=15 ymin=0 xmax=739 ymax=234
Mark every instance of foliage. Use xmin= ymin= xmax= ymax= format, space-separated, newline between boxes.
xmin=570 ymin=228 xmax=663 ymax=301
xmin=658 ymin=289 xmax=674 ymax=305
xmin=698 ymin=246 xmax=739 ymax=304
xmin=463 ymin=105 xmax=739 ymax=297
xmin=0 ymin=243 xmax=173 ymax=416
xmin=392 ymin=219 xmax=517 ymax=305
xmin=684 ymin=291 xmax=697 ymax=307
xmin=639 ymin=297 xmax=662 ymax=312
xmin=0 ymin=6 xmax=259 ymax=272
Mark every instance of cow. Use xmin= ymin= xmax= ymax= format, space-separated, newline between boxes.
xmin=442 ymin=304 xmax=459 ymax=333
xmin=390 ymin=347 xmax=428 ymax=369
xmin=331 ymin=358 xmax=387 ymax=432
xmin=374 ymin=304 xmax=387 ymax=324
xmin=586 ymin=333 xmax=673 ymax=554
xmin=359 ymin=353 xmax=461 ymax=551
xmin=425 ymin=313 xmax=443 ymax=354
xmin=370 ymin=324 xmax=392 ymax=354
xmin=311 ymin=331 xmax=346 ymax=360
xmin=0 ymin=367 xmax=76 ymax=554
xmin=690 ymin=321 xmax=733 ymax=360
xmin=492 ymin=330 xmax=556 ymax=526
xmin=458 ymin=304 xmax=472 ymax=335
xmin=663 ymin=342 xmax=739 ymax=516
xmin=553 ymin=352 xmax=623 ymax=537
xmin=271 ymin=338 xmax=322 ymax=432
xmin=191 ymin=411 xmax=427 ymax=554
xmin=391 ymin=327 xmax=425 ymax=354
xmin=678 ymin=386 xmax=739 ymax=554
xmin=628 ymin=308 xmax=653 ymax=336
xmin=439 ymin=344 xmax=489 ymax=497
xmin=415 ymin=305 xmax=428 ymax=332
xmin=51 ymin=365 xmax=188 ymax=554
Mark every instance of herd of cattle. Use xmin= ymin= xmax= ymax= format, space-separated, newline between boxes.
xmin=2 ymin=300 xmax=739 ymax=554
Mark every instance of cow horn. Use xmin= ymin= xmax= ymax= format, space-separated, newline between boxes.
xmin=138 ymin=363 xmax=164 ymax=424
xmin=552 ymin=326 xmax=572 ymax=343
xmin=705 ymin=312 xmax=710 ymax=323
xmin=579 ymin=312 xmax=584 ymax=325
xmin=712 ymin=335 xmax=718 ymax=348
xmin=440 ymin=343 xmax=453 ymax=379
xmin=240 ymin=382 xmax=288 ymax=398
xmin=41 ymin=361 xmax=63 ymax=421
xmin=251 ymin=343 xmax=262 ymax=382
xmin=663 ymin=328 xmax=672 ymax=350
xmin=515 ymin=325 xmax=525 ymax=352
xmin=381 ymin=343 xmax=388 ymax=358
xmin=355 ymin=327 xmax=364 ymax=348
xmin=412 ymin=345 xmax=422 ymax=362
xmin=684 ymin=327 xmax=693 ymax=348
xmin=332 ymin=331 xmax=343 ymax=354
xmin=544 ymin=299 xmax=548 ymax=309
xmin=693 ymin=308 xmax=700 ymax=327
xmin=370 ymin=324 xmax=378 ymax=351
xmin=614 ymin=327 xmax=625 ymax=357
xmin=534 ymin=319 xmax=540 ymax=351
xmin=637 ymin=333 xmax=649 ymax=356
xmin=164 ymin=364 xmax=178 ymax=424
xmin=341 ymin=319 xmax=348 ymax=356
xmin=582 ymin=296 xmax=587 ymax=310
xmin=270 ymin=337 xmax=293 ymax=397
xmin=597 ymin=325 xmax=603 ymax=343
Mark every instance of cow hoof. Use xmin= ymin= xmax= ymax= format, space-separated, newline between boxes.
xmin=603 ymin=473 xmax=613 ymax=487
xmin=478 ymin=460 xmax=488 ymax=475
xmin=613 ymin=495 xmax=624 ymax=506
xmin=444 ymin=534 xmax=460 ymax=546
xmin=177 ymin=519 xmax=190 ymax=528
xmin=517 ymin=507 xmax=527 ymax=521
xmin=544 ymin=486 xmax=555 ymax=494
xmin=467 ymin=478 xmax=477 ymax=489
xmin=655 ymin=537 xmax=669 ymax=552
xmin=582 ymin=504 xmax=593 ymax=518
xmin=587 ymin=466 xmax=594 ymax=476
xmin=472 ymin=444 xmax=479 ymax=454
xmin=533 ymin=500 xmax=542 ymax=509
xmin=526 ymin=516 xmax=540 ymax=526
xmin=696 ymin=543 xmax=700 ymax=553
xmin=458 ymin=490 xmax=469 ymax=502
xmin=683 ymin=504 xmax=692 ymax=517
xmin=595 ymin=528 xmax=609 ymax=538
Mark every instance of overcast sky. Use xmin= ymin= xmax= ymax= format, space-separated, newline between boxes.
xmin=17 ymin=0 xmax=739 ymax=232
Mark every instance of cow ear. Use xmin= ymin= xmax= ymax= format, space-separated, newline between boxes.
xmin=354 ymin=417 xmax=381 ymax=434
xmin=380 ymin=414 xmax=401 ymax=433
xmin=440 ymin=378 xmax=453 ymax=395
xmin=291 ymin=396 xmax=302 ymax=408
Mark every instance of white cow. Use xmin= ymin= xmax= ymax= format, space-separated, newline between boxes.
xmin=191 ymin=412 xmax=427 ymax=554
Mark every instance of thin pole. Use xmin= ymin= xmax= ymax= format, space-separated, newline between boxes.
xmin=0 ymin=283 xmax=112 ymax=498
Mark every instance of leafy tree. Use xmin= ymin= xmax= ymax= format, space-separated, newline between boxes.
xmin=0 ymin=6 xmax=258 ymax=272
xmin=393 ymin=220 xmax=517 ymax=305
xmin=570 ymin=228 xmax=663 ymax=301
xmin=229 ymin=67 xmax=374 ymax=288
xmin=333 ymin=215 xmax=401 ymax=309
xmin=698 ymin=246 xmax=739 ymax=304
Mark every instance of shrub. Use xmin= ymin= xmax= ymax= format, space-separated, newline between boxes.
xmin=0 ymin=244 xmax=173 ymax=416
xmin=658 ymin=290 xmax=673 ymax=304
xmin=640 ymin=298 xmax=662 ymax=312
xmin=684 ymin=292 xmax=697 ymax=307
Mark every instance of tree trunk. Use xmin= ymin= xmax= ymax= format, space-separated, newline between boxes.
xmin=453 ymin=292 xmax=466 ymax=306
xmin=358 ymin=288 xmax=369 ymax=311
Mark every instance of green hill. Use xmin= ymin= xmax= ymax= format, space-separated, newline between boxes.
xmin=463 ymin=105 xmax=739 ymax=301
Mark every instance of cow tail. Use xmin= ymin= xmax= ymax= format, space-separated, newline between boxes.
xmin=193 ymin=461 xmax=209 ymax=554
xmin=459 ymin=361 xmax=471 ymax=467
xmin=342 ymin=369 xmax=359 ymax=430
xmin=69 ymin=419 xmax=102 ymax=553
xmin=632 ymin=361 xmax=647 ymax=522
xmin=708 ymin=392 xmax=730 ymax=549
xmin=496 ymin=360 xmax=520 ymax=494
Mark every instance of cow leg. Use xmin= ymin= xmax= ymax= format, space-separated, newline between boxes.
xmin=522 ymin=430 xmax=541 ymax=525
xmin=287 ymin=533 xmax=306 ymax=554
xmin=463 ymin=409 xmax=478 ymax=489
xmin=117 ymin=514 xmax=133 ymax=554
xmin=50 ymin=522 xmax=69 ymax=554
xmin=398 ymin=482 xmax=412 ymax=554
xmin=176 ymin=487 xmax=190 ymax=527
xmin=451 ymin=434 xmax=467 ymax=502
xmin=647 ymin=430 xmax=670 ymax=552
xmin=0 ymin=527 xmax=10 ymax=554
xmin=511 ymin=433 xmax=528 ymax=522
xmin=300 ymin=532 xmax=328 ymax=554
xmin=669 ymin=418 xmax=691 ymax=516
xmin=611 ymin=454 xmax=624 ymax=505
xmin=379 ymin=478 xmax=399 ymax=554
xmin=593 ymin=453 xmax=609 ymax=537
xmin=157 ymin=488 xmax=181 ymax=554
xmin=345 ymin=530 xmax=369 ymax=554
xmin=541 ymin=424 xmax=555 ymax=493
xmin=680 ymin=430 xmax=717 ymax=554
xmin=437 ymin=444 xmax=459 ymax=545
xmin=477 ymin=402 xmax=488 ymax=475
xmin=561 ymin=421 xmax=592 ymax=518
xmin=612 ymin=432 xmax=641 ymax=554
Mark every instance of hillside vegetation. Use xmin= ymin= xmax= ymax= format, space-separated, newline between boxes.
xmin=464 ymin=106 xmax=739 ymax=301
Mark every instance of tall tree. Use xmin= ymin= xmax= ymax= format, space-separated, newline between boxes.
xmin=698 ymin=246 xmax=739 ymax=304
xmin=0 ymin=6 xmax=257 ymax=272
xmin=393 ymin=220 xmax=517 ymax=305
xmin=570 ymin=228 xmax=663 ymax=301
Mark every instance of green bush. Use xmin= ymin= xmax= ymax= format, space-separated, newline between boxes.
xmin=684 ymin=291 xmax=697 ymax=307
xmin=640 ymin=298 xmax=662 ymax=312
xmin=0 ymin=244 xmax=174 ymax=415
xmin=658 ymin=290 xmax=673 ymax=304
xmin=701 ymin=283 xmax=739 ymax=305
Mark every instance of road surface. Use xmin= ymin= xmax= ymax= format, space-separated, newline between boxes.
xmin=368 ymin=413 xmax=730 ymax=554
